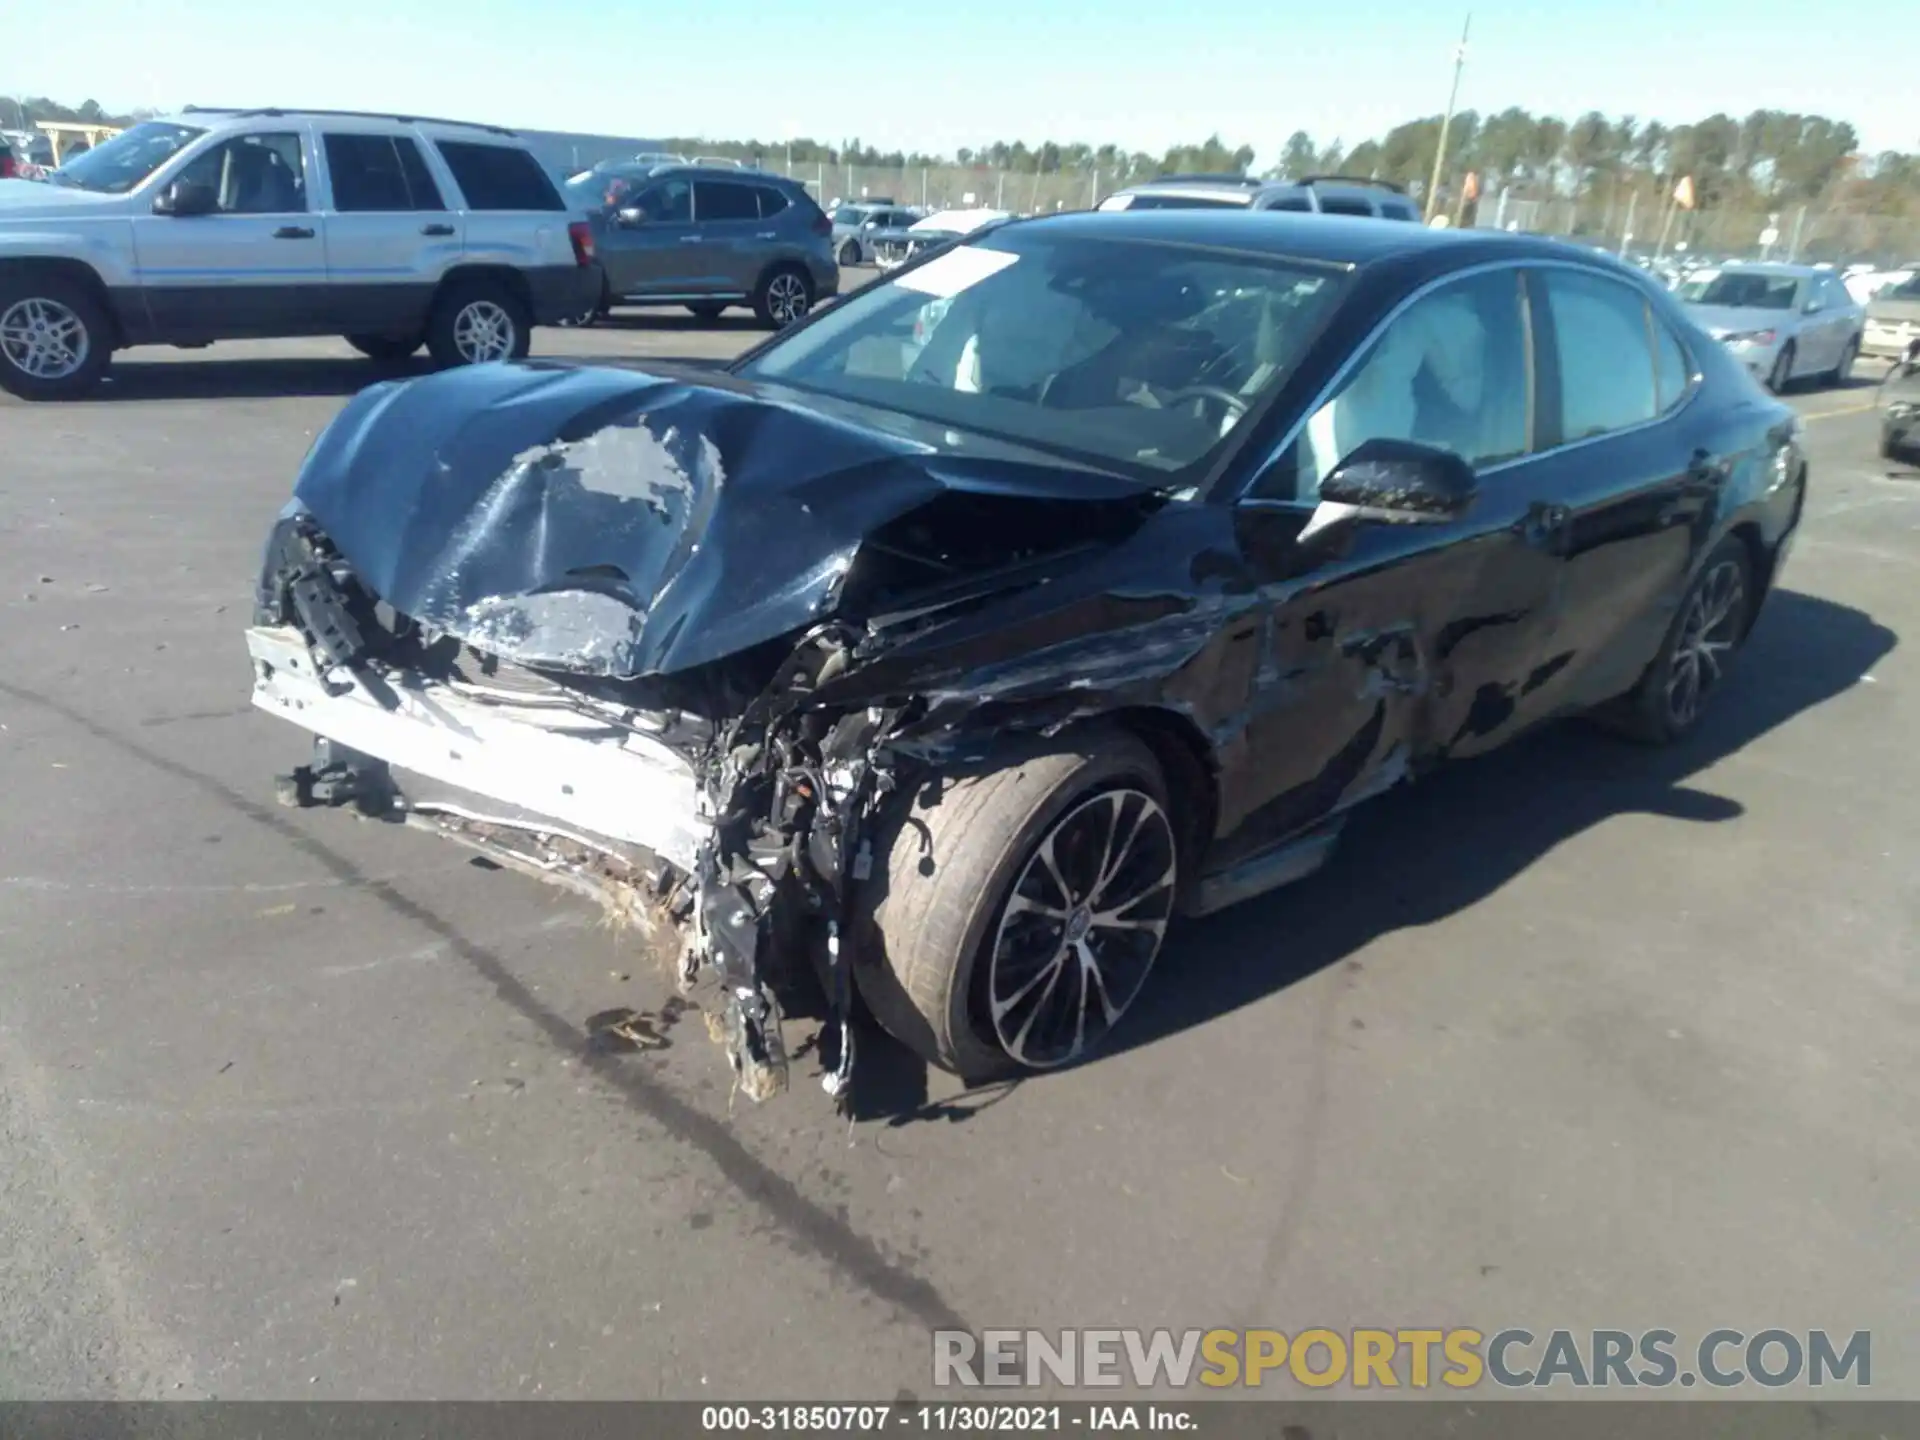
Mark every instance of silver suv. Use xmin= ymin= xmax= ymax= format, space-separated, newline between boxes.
xmin=1098 ymin=173 xmax=1421 ymax=221
xmin=562 ymin=164 xmax=838 ymax=328
xmin=0 ymin=107 xmax=601 ymax=400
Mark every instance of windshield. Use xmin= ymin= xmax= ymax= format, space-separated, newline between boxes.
xmin=1883 ymin=275 xmax=1920 ymax=301
xmin=737 ymin=230 xmax=1343 ymax=480
xmin=51 ymin=121 xmax=204 ymax=193
xmin=1689 ymin=271 xmax=1799 ymax=310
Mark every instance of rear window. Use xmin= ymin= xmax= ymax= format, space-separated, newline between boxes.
xmin=1382 ymin=201 xmax=1418 ymax=221
xmin=756 ymin=186 xmax=790 ymax=218
xmin=1316 ymin=196 xmax=1375 ymax=217
xmin=434 ymin=140 xmax=565 ymax=211
xmin=1263 ymin=196 xmax=1311 ymax=212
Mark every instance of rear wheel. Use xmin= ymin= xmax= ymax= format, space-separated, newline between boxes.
xmin=853 ymin=733 xmax=1178 ymax=1079
xmin=0 ymin=275 xmax=112 ymax=400
xmin=344 ymin=332 xmax=422 ymax=362
xmin=1607 ymin=537 xmax=1755 ymax=745
xmin=425 ymin=278 xmax=531 ymax=368
xmin=837 ymin=240 xmax=861 ymax=267
xmin=751 ymin=265 xmax=813 ymax=329
xmin=1828 ymin=335 xmax=1859 ymax=385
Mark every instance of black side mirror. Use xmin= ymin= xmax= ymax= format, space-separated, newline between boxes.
xmin=615 ymin=207 xmax=646 ymax=228
xmin=1318 ymin=437 xmax=1478 ymax=523
xmin=153 ymin=180 xmax=217 ymax=217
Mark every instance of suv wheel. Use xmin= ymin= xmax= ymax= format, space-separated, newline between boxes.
xmin=0 ymin=276 xmax=112 ymax=400
xmin=345 ymin=333 xmax=423 ymax=362
xmin=426 ymin=279 xmax=531 ymax=368
xmin=837 ymin=240 xmax=861 ymax=267
xmin=752 ymin=265 xmax=813 ymax=329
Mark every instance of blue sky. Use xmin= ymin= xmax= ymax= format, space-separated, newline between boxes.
xmin=9 ymin=0 xmax=1915 ymax=164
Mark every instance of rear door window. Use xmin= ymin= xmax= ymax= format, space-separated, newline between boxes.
xmin=694 ymin=179 xmax=760 ymax=222
xmin=1653 ymin=313 xmax=1692 ymax=412
xmin=756 ymin=186 xmax=790 ymax=219
xmin=1541 ymin=268 xmax=1658 ymax=441
xmin=1316 ymin=196 xmax=1374 ymax=217
xmin=434 ymin=140 xmax=565 ymax=211
xmin=325 ymin=133 xmax=444 ymax=212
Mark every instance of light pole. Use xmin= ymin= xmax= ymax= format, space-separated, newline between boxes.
xmin=1423 ymin=14 xmax=1471 ymax=222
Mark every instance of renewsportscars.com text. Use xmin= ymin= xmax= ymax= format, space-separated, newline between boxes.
xmin=933 ymin=1328 xmax=1872 ymax=1390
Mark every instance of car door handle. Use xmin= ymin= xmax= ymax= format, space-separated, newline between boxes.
xmin=272 ymin=226 xmax=315 ymax=239
xmin=678 ymin=235 xmax=704 ymax=244
xmin=420 ymin=223 xmax=455 ymax=237
xmin=755 ymin=231 xmax=776 ymax=239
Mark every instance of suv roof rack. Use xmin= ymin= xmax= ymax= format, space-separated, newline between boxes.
xmin=1300 ymin=174 xmax=1407 ymax=194
xmin=180 ymin=106 xmax=516 ymax=137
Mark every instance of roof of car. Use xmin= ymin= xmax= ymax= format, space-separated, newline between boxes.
xmin=1006 ymin=207 xmax=1608 ymax=270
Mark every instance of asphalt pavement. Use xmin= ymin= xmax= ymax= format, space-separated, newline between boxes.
xmin=0 ymin=315 xmax=1915 ymax=1400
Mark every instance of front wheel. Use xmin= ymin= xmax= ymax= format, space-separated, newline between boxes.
xmin=0 ymin=276 xmax=113 ymax=400
xmin=1766 ymin=343 xmax=1796 ymax=393
xmin=425 ymin=279 xmax=531 ymax=368
xmin=853 ymin=733 xmax=1179 ymax=1079
xmin=751 ymin=265 xmax=813 ymax=329
xmin=1608 ymin=537 xmax=1755 ymax=745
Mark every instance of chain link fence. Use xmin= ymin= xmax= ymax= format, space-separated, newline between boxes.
xmin=760 ymin=159 xmax=1113 ymax=215
xmin=1480 ymin=189 xmax=1920 ymax=265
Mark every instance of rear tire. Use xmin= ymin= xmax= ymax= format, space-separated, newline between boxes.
xmin=0 ymin=274 xmax=113 ymax=400
xmin=344 ymin=332 xmax=422 ymax=362
xmin=1604 ymin=537 xmax=1755 ymax=746
xmin=853 ymin=732 xmax=1178 ymax=1080
xmin=751 ymin=265 xmax=813 ymax=329
xmin=425 ymin=278 xmax=531 ymax=368
xmin=1828 ymin=335 xmax=1859 ymax=385
xmin=837 ymin=240 xmax=861 ymax=267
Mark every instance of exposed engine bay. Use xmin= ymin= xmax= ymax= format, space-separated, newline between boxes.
xmin=247 ymin=361 xmax=1176 ymax=1107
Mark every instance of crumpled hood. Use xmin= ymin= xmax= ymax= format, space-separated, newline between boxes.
xmin=291 ymin=361 xmax=1147 ymax=678
xmin=1685 ymin=303 xmax=1793 ymax=339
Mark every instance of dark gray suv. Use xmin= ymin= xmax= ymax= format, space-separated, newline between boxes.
xmin=564 ymin=164 xmax=838 ymax=327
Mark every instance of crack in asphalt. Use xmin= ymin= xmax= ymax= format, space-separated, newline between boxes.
xmin=0 ymin=677 xmax=971 ymax=1336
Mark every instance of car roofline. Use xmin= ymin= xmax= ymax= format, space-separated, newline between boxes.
xmin=175 ymin=106 xmax=517 ymax=137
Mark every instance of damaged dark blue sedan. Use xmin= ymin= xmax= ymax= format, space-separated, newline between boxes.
xmin=247 ymin=210 xmax=1807 ymax=1100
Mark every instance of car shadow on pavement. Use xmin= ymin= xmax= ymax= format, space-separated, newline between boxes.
xmin=85 ymin=352 xmax=728 ymax=401
xmin=1108 ymin=587 xmax=1896 ymax=1061
xmin=850 ymin=588 xmax=1894 ymax=1125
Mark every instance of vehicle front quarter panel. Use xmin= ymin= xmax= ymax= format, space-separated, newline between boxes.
xmin=0 ymin=224 xmax=146 ymax=340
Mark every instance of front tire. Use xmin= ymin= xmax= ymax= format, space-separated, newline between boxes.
xmin=853 ymin=733 xmax=1178 ymax=1079
xmin=344 ymin=332 xmax=422 ymax=362
xmin=751 ymin=265 xmax=813 ymax=330
xmin=1609 ymin=537 xmax=1755 ymax=745
xmin=0 ymin=275 xmax=112 ymax=400
xmin=425 ymin=278 xmax=531 ymax=368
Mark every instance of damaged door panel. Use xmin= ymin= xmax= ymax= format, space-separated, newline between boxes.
xmin=246 ymin=213 xmax=1806 ymax=1104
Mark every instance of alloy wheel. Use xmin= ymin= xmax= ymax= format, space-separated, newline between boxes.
xmin=0 ymin=297 xmax=89 ymax=380
xmin=767 ymin=272 xmax=809 ymax=326
xmin=452 ymin=300 xmax=516 ymax=363
xmin=986 ymin=787 xmax=1177 ymax=1068
xmin=1664 ymin=559 xmax=1746 ymax=730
